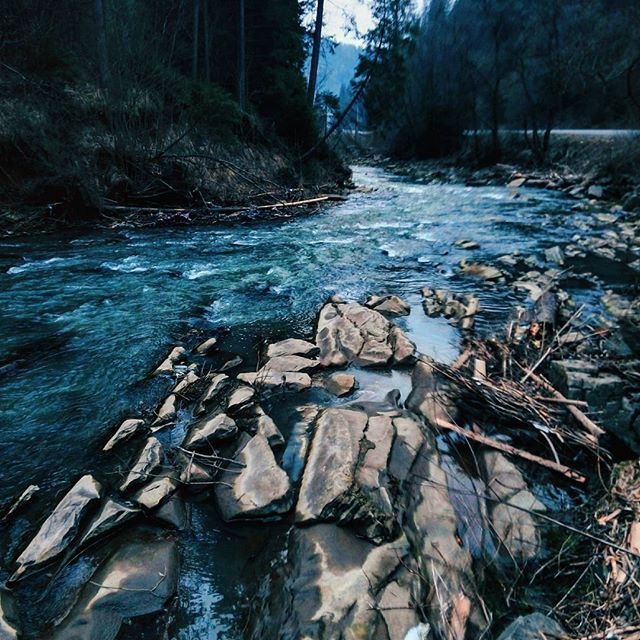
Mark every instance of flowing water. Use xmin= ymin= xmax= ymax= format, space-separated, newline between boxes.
xmin=0 ymin=166 xmax=621 ymax=637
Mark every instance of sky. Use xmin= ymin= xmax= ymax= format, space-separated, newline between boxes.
xmin=320 ymin=0 xmax=374 ymax=45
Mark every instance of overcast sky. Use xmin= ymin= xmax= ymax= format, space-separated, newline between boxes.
xmin=318 ymin=0 xmax=375 ymax=46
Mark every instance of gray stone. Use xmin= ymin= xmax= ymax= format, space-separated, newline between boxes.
xmin=172 ymin=370 xmax=199 ymax=395
xmin=151 ymin=394 xmax=177 ymax=429
xmin=153 ymin=346 xmax=185 ymax=374
xmin=132 ymin=476 xmax=178 ymax=510
xmin=194 ymin=373 xmax=230 ymax=416
xmin=183 ymin=413 xmax=238 ymax=449
xmin=482 ymin=451 xmax=545 ymax=563
xmin=497 ymin=613 xmax=565 ymax=640
xmin=454 ymin=239 xmax=480 ymax=250
xmin=365 ymin=294 xmax=411 ymax=316
xmin=195 ymin=336 xmax=218 ymax=354
xmin=296 ymin=408 xmax=368 ymax=524
xmin=219 ymin=355 xmax=243 ymax=372
xmin=11 ymin=475 xmax=102 ymax=581
xmin=237 ymin=371 xmax=312 ymax=395
xmin=390 ymin=325 xmax=417 ymax=365
xmin=378 ymin=579 xmax=422 ymax=640
xmin=459 ymin=259 xmax=504 ymax=281
xmin=244 ymin=405 xmax=284 ymax=448
xmin=544 ymin=245 xmax=565 ymax=265
xmin=0 ymin=587 xmax=18 ymax=639
xmin=266 ymin=338 xmax=319 ymax=359
xmin=226 ymin=384 xmax=256 ymax=412
xmin=153 ymin=495 xmax=188 ymax=530
xmin=313 ymin=372 xmax=357 ymax=397
xmin=215 ymin=434 xmax=292 ymax=521
xmin=282 ymin=405 xmax=319 ymax=484
xmin=53 ymin=539 xmax=179 ymax=640
xmin=103 ymin=418 xmax=146 ymax=452
xmin=587 ymin=185 xmax=604 ymax=199
xmin=260 ymin=354 xmax=320 ymax=374
xmin=77 ymin=498 xmax=139 ymax=548
xmin=120 ymin=438 xmax=164 ymax=493
xmin=2 ymin=484 xmax=39 ymax=523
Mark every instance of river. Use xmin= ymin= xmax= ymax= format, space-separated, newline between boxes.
xmin=0 ymin=166 xmax=621 ymax=637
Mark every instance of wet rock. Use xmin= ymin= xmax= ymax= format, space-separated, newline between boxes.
xmin=454 ymin=239 xmax=480 ymax=250
xmin=132 ymin=476 xmax=178 ymax=511
xmin=53 ymin=538 xmax=179 ymax=640
xmin=390 ymin=325 xmax=417 ymax=364
xmin=172 ymin=370 xmax=199 ymax=395
xmin=183 ymin=413 xmax=238 ymax=449
xmin=266 ymin=338 xmax=319 ymax=359
xmin=2 ymin=484 xmax=39 ymax=523
xmin=421 ymin=288 xmax=480 ymax=330
xmin=497 ymin=613 xmax=565 ymax=640
xmin=544 ymin=245 xmax=565 ymax=265
xmin=260 ymin=354 xmax=320 ymax=374
xmin=406 ymin=359 xmax=459 ymax=426
xmin=378 ymin=577 xmax=423 ymax=640
xmin=153 ymin=495 xmax=188 ymax=530
xmin=459 ymin=259 xmax=504 ymax=282
xmin=587 ymin=185 xmax=605 ymax=199
xmin=195 ymin=336 xmax=218 ymax=354
xmin=120 ymin=438 xmax=164 ymax=493
xmin=0 ymin=587 xmax=18 ymax=639
xmin=282 ymin=405 xmax=320 ymax=484
xmin=242 ymin=405 xmax=284 ymax=448
xmin=103 ymin=418 xmax=146 ymax=452
xmin=404 ymin=432 xmax=487 ymax=638
xmin=77 ymin=498 xmax=139 ymax=548
xmin=11 ymin=475 xmax=102 ymax=581
xmin=365 ymin=294 xmax=411 ymax=316
xmin=215 ymin=434 xmax=292 ymax=521
xmin=219 ymin=355 xmax=243 ymax=372
xmin=250 ymin=524 xmax=409 ymax=640
xmin=226 ymin=384 xmax=256 ymax=413
xmin=237 ymin=370 xmax=312 ymax=395
xmin=312 ymin=372 xmax=357 ymax=397
xmin=481 ymin=451 xmax=545 ymax=563
xmin=315 ymin=302 xmax=364 ymax=367
xmin=194 ymin=373 xmax=230 ymax=416
xmin=508 ymin=177 xmax=526 ymax=189
xmin=344 ymin=389 xmax=402 ymax=416
xmin=389 ymin=415 xmax=425 ymax=483
xmin=153 ymin=346 xmax=186 ymax=375
xmin=176 ymin=454 xmax=214 ymax=487
xmin=296 ymin=408 xmax=368 ymax=524
xmin=151 ymin=394 xmax=177 ymax=430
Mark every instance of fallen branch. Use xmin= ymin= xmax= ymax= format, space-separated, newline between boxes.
xmin=431 ymin=417 xmax=586 ymax=483
xmin=516 ymin=362 xmax=605 ymax=439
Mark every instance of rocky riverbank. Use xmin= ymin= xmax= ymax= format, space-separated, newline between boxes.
xmin=1 ymin=264 xmax=638 ymax=638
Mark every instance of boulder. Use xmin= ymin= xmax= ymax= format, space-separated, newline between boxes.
xmin=390 ymin=325 xmax=417 ymax=365
xmin=77 ymin=498 xmax=139 ymax=548
xmin=153 ymin=346 xmax=185 ymax=375
xmin=266 ymin=338 xmax=319 ymax=359
xmin=103 ymin=418 xmax=146 ymax=452
xmin=241 ymin=405 xmax=285 ymax=448
xmin=226 ymin=384 xmax=256 ymax=413
xmin=195 ymin=336 xmax=218 ymax=354
xmin=53 ymin=538 xmax=179 ymax=640
xmin=454 ymin=239 xmax=480 ymax=250
xmin=365 ymin=294 xmax=411 ymax=316
xmin=219 ymin=355 xmax=243 ymax=372
xmin=481 ymin=451 xmax=545 ymax=563
xmin=497 ymin=613 xmax=565 ymax=640
xmin=237 ymin=371 xmax=312 ymax=395
xmin=132 ymin=476 xmax=178 ymax=510
xmin=249 ymin=524 xmax=410 ymax=640
xmin=377 ymin=578 xmax=423 ymax=640
xmin=151 ymin=394 xmax=177 ymax=429
xmin=11 ymin=475 xmax=102 ymax=581
xmin=172 ymin=370 xmax=199 ymax=395
xmin=0 ymin=587 xmax=18 ymax=639
xmin=313 ymin=372 xmax=357 ymax=397
xmin=120 ymin=438 xmax=164 ymax=493
xmin=176 ymin=454 xmax=214 ymax=487
xmin=459 ymin=259 xmax=504 ymax=282
xmin=315 ymin=301 xmax=415 ymax=368
xmin=544 ymin=245 xmax=565 ymax=265
xmin=296 ymin=408 xmax=368 ymax=524
xmin=194 ymin=373 xmax=230 ymax=416
xmin=406 ymin=360 xmax=459 ymax=426
xmin=2 ymin=484 xmax=39 ymax=523
xmin=260 ymin=355 xmax=320 ymax=374
xmin=153 ymin=495 xmax=188 ymax=530
xmin=587 ymin=185 xmax=605 ymax=199
xmin=215 ymin=434 xmax=292 ymax=521
xmin=508 ymin=177 xmax=526 ymax=189
xmin=183 ymin=413 xmax=238 ymax=449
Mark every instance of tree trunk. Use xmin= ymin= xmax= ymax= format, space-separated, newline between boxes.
xmin=237 ymin=0 xmax=246 ymax=109
xmin=307 ymin=0 xmax=325 ymax=105
xmin=94 ymin=0 xmax=110 ymax=91
xmin=192 ymin=0 xmax=200 ymax=81
xmin=202 ymin=0 xmax=210 ymax=83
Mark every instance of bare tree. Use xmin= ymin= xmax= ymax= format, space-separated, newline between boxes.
xmin=307 ymin=0 xmax=325 ymax=104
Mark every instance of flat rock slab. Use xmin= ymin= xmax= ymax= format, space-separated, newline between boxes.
xmin=226 ymin=385 xmax=256 ymax=413
xmin=78 ymin=498 xmax=139 ymax=548
xmin=103 ymin=419 xmax=146 ymax=452
xmin=260 ymin=355 xmax=320 ymax=374
xmin=237 ymin=371 xmax=312 ymax=395
xmin=315 ymin=301 xmax=415 ymax=367
xmin=266 ymin=338 xmax=319 ymax=359
xmin=313 ymin=372 xmax=357 ymax=397
xmin=53 ymin=538 xmax=179 ymax=640
xmin=120 ymin=437 xmax=164 ymax=493
xmin=296 ymin=408 xmax=368 ymax=524
xmin=183 ymin=413 xmax=238 ymax=449
xmin=215 ymin=434 xmax=292 ymax=521
xmin=154 ymin=346 xmax=185 ymax=374
xmin=132 ymin=476 xmax=178 ymax=511
xmin=365 ymin=294 xmax=411 ymax=316
xmin=12 ymin=475 xmax=102 ymax=581
xmin=195 ymin=336 xmax=218 ymax=354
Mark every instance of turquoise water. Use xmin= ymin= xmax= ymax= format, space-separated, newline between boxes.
xmin=0 ymin=166 xmax=613 ymax=636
